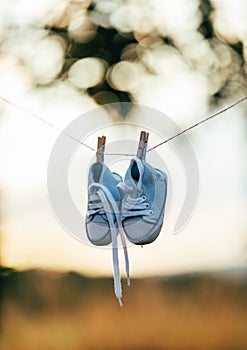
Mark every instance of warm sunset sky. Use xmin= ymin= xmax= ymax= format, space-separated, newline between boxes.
xmin=0 ymin=0 xmax=246 ymax=277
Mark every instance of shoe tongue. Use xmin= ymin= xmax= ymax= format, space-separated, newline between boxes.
xmin=92 ymin=213 xmax=108 ymax=223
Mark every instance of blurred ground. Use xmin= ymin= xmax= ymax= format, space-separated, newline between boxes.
xmin=1 ymin=268 xmax=247 ymax=350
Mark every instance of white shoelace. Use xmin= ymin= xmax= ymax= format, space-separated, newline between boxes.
xmin=88 ymin=183 xmax=130 ymax=307
xmin=122 ymin=193 xmax=151 ymax=217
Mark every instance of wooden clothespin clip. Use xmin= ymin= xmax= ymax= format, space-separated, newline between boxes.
xmin=137 ymin=131 xmax=149 ymax=159
xmin=142 ymin=132 xmax=149 ymax=160
xmin=96 ymin=135 xmax=106 ymax=162
xmin=137 ymin=131 xmax=146 ymax=159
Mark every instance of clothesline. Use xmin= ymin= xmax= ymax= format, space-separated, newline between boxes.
xmin=0 ymin=96 xmax=95 ymax=152
xmin=0 ymin=95 xmax=246 ymax=155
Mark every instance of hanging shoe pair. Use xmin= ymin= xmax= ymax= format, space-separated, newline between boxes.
xmin=85 ymin=132 xmax=168 ymax=306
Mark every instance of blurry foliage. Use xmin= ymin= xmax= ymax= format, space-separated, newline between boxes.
xmin=41 ymin=0 xmax=247 ymax=109
xmin=198 ymin=0 xmax=214 ymax=39
xmin=1 ymin=0 xmax=247 ymax=116
xmin=1 ymin=268 xmax=247 ymax=350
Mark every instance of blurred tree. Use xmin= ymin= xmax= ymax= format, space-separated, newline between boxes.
xmin=42 ymin=0 xmax=247 ymax=114
xmin=0 ymin=0 xmax=246 ymax=117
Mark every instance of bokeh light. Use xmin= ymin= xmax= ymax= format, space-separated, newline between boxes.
xmin=68 ymin=57 xmax=107 ymax=89
xmin=108 ymin=61 xmax=140 ymax=92
xmin=1 ymin=0 xmax=246 ymax=107
xmin=68 ymin=12 xmax=96 ymax=43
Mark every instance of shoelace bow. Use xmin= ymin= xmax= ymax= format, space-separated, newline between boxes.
xmin=118 ymin=182 xmax=152 ymax=218
xmin=88 ymin=183 xmax=130 ymax=307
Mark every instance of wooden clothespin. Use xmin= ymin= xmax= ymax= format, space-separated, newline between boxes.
xmin=137 ymin=131 xmax=149 ymax=159
xmin=143 ymin=132 xmax=149 ymax=160
xmin=96 ymin=135 xmax=106 ymax=162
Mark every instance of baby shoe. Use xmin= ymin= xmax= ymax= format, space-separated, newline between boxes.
xmin=121 ymin=157 xmax=167 ymax=245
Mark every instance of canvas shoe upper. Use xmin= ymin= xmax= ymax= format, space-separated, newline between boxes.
xmin=121 ymin=157 xmax=168 ymax=245
xmin=86 ymin=162 xmax=122 ymax=246
xmin=86 ymin=161 xmax=129 ymax=306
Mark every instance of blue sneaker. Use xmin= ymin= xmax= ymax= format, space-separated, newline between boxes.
xmin=86 ymin=162 xmax=122 ymax=246
xmin=86 ymin=161 xmax=129 ymax=306
xmin=121 ymin=157 xmax=168 ymax=245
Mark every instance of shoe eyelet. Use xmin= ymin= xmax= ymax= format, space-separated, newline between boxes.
xmin=142 ymin=196 xmax=146 ymax=200
xmin=149 ymin=210 xmax=153 ymax=215
xmin=146 ymin=203 xmax=149 ymax=208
